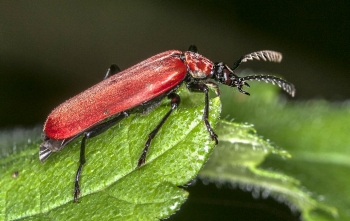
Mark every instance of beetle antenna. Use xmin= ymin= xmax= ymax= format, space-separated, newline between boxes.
xmin=232 ymin=51 xmax=282 ymax=70
xmin=238 ymin=75 xmax=295 ymax=97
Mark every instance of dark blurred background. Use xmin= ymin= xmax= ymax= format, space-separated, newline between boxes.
xmin=0 ymin=1 xmax=348 ymax=220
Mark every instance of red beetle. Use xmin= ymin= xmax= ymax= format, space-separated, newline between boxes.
xmin=40 ymin=45 xmax=295 ymax=201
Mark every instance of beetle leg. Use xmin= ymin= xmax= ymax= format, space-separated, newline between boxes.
xmin=137 ymin=93 xmax=180 ymax=167
xmin=188 ymin=45 xmax=198 ymax=53
xmin=74 ymin=134 xmax=86 ymax=202
xmin=186 ymin=82 xmax=218 ymax=144
xmin=104 ymin=64 xmax=121 ymax=79
xmin=204 ymin=81 xmax=221 ymax=96
xmin=74 ymin=111 xmax=128 ymax=202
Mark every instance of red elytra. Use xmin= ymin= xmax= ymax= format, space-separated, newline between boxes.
xmin=40 ymin=45 xmax=295 ymax=202
xmin=44 ymin=50 xmax=188 ymax=140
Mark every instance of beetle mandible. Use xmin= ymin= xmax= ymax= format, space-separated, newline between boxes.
xmin=40 ymin=45 xmax=295 ymax=202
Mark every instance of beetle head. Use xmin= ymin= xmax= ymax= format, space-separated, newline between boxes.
xmin=211 ymin=50 xmax=295 ymax=97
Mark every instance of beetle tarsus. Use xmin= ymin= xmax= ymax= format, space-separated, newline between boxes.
xmin=137 ymin=149 xmax=148 ymax=167
xmin=74 ymin=164 xmax=83 ymax=202
xmin=206 ymin=122 xmax=218 ymax=144
xmin=138 ymin=136 xmax=152 ymax=167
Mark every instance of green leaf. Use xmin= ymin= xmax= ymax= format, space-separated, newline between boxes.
xmin=0 ymin=86 xmax=220 ymax=220
xmin=199 ymin=121 xmax=337 ymax=220
xmin=213 ymin=80 xmax=348 ymax=220
xmin=2 ymin=77 xmax=347 ymax=220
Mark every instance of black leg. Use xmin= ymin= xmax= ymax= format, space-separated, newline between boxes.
xmin=137 ymin=93 xmax=180 ymax=167
xmin=186 ymin=82 xmax=218 ymax=144
xmin=74 ymin=134 xmax=86 ymax=202
xmin=202 ymin=82 xmax=221 ymax=96
xmin=188 ymin=45 xmax=198 ymax=53
xmin=104 ymin=64 xmax=121 ymax=79
xmin=73 ymin=112 xmax=128 ymax=202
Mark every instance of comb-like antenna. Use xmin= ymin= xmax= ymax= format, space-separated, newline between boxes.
xmin=233 ymin=51 xmax=282 ymax=70
xmin=240 ymin=75 xmax=295 ymax=97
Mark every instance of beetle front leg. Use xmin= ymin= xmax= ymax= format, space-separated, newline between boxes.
xmin=74 ymin=112 xmax=128 ymax=202
xmin=137 ymin=93 xmax=180 ymax=167
xmin=186 ymin=82 xmax=218 ymax=144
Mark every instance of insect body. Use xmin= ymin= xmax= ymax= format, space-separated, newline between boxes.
xmin=40 ymin=45 xmax=295 ymax=202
